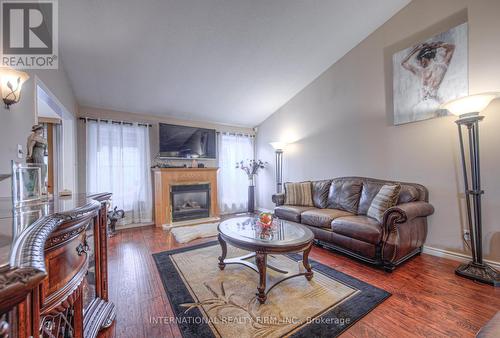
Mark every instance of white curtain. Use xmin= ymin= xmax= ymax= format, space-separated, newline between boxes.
xmin=86 ymin=120 xmax=152 ymax=225
xmin=217 ymin=133 xmax=254 ymax=214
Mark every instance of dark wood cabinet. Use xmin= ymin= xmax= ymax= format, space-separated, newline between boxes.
xmin=0 ymin=193 xmax=115 ymax=338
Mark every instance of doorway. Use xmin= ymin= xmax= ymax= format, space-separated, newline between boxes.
xmin=35 ymin=78 xmax=77 ymax=196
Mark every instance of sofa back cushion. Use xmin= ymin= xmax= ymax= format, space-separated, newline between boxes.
xmin=367 ymin=184 xmax=401 ymax=223
xmin=327 ymin=178 xmax=363 ymax=213
xmin=311 ymin=180 xmax=332 ymax=208
xmin=358 ymin=180 xmax=420 ymax=214
xmin=284 ymin=182 xmax=314 ymax=207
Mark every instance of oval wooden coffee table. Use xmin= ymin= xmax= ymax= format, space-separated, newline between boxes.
xmin=217 ymin=216 xmax=314 ymax=304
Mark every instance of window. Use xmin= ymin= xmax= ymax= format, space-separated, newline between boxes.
xmin=86 ymin=120 xmax=152 ymax=225
xmin=217 ymin=133 xmax=254 ymax=214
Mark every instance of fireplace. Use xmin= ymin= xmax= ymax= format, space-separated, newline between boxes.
xmin=170 ymin=183 xmax=210 ymax=222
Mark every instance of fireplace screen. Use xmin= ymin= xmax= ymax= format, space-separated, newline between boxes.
xmin=171 ymin=184 xmax=210 ymax=222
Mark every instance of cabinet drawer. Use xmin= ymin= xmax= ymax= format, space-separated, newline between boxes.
xmin=41 ymin=229 xmax=88 ymax=313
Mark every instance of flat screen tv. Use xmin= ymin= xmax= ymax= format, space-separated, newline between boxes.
xmin=159 ymin=123 xmax=216 ymax=159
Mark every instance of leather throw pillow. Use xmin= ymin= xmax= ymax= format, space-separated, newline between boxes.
xmin=367 ymin=184 xmax=401 ymax=223
xmin=284 ymin=182 xmax=314 ymax=207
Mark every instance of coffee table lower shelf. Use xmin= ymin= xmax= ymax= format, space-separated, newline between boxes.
xmin=217 ymin=234 xmax=314 ymax=304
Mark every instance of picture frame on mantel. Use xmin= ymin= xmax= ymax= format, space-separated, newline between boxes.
xmin=392 ymin=22 xmax=468 ymax=125
xmin=11 ymin=161 xmax=42 ymax=204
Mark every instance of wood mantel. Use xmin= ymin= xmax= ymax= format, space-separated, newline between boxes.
xmin=153 ymin=167 xmax=220 ymax=227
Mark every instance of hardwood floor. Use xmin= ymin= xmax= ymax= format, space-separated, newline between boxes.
xmin=99 ymin=225 xmax=500 ymax=338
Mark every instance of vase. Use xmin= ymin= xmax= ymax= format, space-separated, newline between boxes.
xmin=248 ymin=184 xmax=255 ymax=214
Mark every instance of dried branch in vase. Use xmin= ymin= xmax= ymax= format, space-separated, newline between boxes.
xmin=236 ymin=159 xmax=267 ymax=180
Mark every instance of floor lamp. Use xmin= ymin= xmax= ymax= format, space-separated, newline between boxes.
xmin=442 ymin=92 xmax=500 ymax=286
xmin=270 ymin=142 xmax=287 ymax=193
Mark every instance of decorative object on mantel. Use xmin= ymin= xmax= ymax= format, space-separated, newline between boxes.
xmin=0 ymin=67 xmax=29 ymax=109
xmin=236 ymin=159 xmax=266 ymax=213
xmin=107 ymin=206 xmax=125 ymax=236
xmin=441 ymin=92 xmax=500 ymax=286
xmin=151 ymin=153 xmax=188 ymax=168
xmin=270 ymin=142 xmax=287 ymax=193
xmin=392 ymin=22 xmax=468 ymax=125
xmin=26 ymin=124 xmax=48 ymax=194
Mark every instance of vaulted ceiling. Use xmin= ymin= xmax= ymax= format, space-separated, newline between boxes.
xmin=60 ymin=0 xmax=410 ymax=127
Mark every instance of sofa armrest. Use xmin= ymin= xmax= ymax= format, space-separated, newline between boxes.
xmin=272 ymin=193 xmax=285 ymax=206
xmin=383 ymin=201 xmax=434 ymax=227
xmin=381 ymin=201 xmax=434 ymax=266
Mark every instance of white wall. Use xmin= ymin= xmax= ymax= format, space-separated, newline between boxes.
xmin=256 ymin=0 xmax=500 ymax=262
xmin=0 ymin=62 xmax=78 ymax=197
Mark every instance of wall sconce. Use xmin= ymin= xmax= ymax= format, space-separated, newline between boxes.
xmin=270 ymin=142 xmax=287 ymax=193
xmin=0 ymin=67 xmax=29 ymax=109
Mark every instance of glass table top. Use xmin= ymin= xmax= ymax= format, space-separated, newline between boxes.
xmin=218 ymin=216 xmax=313 ymax=246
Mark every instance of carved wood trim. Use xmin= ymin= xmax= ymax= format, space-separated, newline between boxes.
xmin=0 ymin=194 xmax=111 ymax=337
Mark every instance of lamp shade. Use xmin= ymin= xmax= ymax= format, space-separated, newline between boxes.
xmin=270 ymin=141 xmax=287 ymax=151
xmin=0 ymin=67 xmax=29 ymax=107
xmin=441 ymin=92 xmax=500 ymax=117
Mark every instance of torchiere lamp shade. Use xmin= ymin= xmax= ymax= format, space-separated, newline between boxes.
xmin=270 ymin=141 xmax=288 ymax=151
xmin=441 ymin=92 xmax=500 ymax=117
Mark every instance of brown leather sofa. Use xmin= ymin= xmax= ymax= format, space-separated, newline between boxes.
xmin=272 ymin=177 xmax=434 ymax=271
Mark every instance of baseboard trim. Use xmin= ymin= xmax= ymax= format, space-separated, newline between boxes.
xmin=423 ymin=245 xmax=500 ymax=269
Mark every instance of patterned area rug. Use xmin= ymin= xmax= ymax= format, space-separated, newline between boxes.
xmin=153 ymin=242 xmax=390 ymax=337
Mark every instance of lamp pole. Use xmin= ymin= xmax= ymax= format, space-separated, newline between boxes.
xmin=454 ymin=114 xmax=500 ymax=285
xmin=275 ymin=149 xmax=283 ymax=193
xmin=270 ymin=142 xmax=287 ymax=193
xmin=442 ymin=93 xmax=500 ymax=286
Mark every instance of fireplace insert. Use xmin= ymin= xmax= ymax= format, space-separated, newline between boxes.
xmin=171 ymin=183 xmax=210 ymax=222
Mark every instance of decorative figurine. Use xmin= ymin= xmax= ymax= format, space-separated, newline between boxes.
xmin=26 ymin=124 xmax=47 ymax=194
xmin=107 ymin=206 xmax=125 ymax=236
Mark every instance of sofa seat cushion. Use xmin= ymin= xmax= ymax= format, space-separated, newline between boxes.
xmin=331 ymin=216 xmax=382 ymax=244
xmin=274 ymin=205 xmax=315 ymax=223
xmin=301 ymin=208 xmax=353 ymax=229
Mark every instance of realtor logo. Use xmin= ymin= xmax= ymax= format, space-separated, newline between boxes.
xmin=1 ymin=0 xmax=58 ymax=69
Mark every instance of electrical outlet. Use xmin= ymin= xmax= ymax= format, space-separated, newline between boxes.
xmin=17 ymin=144 xmax=23 ymax=159
xmin=463 ymin=230 xmax=471 ymax=241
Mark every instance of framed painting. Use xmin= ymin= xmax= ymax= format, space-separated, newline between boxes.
xmin=392 ymin=22 xmax=468 ymax=125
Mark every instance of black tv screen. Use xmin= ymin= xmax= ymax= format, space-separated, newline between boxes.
xmin=159 ymin=123 xmax=216 ymax=159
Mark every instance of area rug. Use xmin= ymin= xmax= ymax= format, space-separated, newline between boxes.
xmin=153 ymin=242 xmax=390 ymax=337
xmin=169 ymin=222 xmax=220 ymax=243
